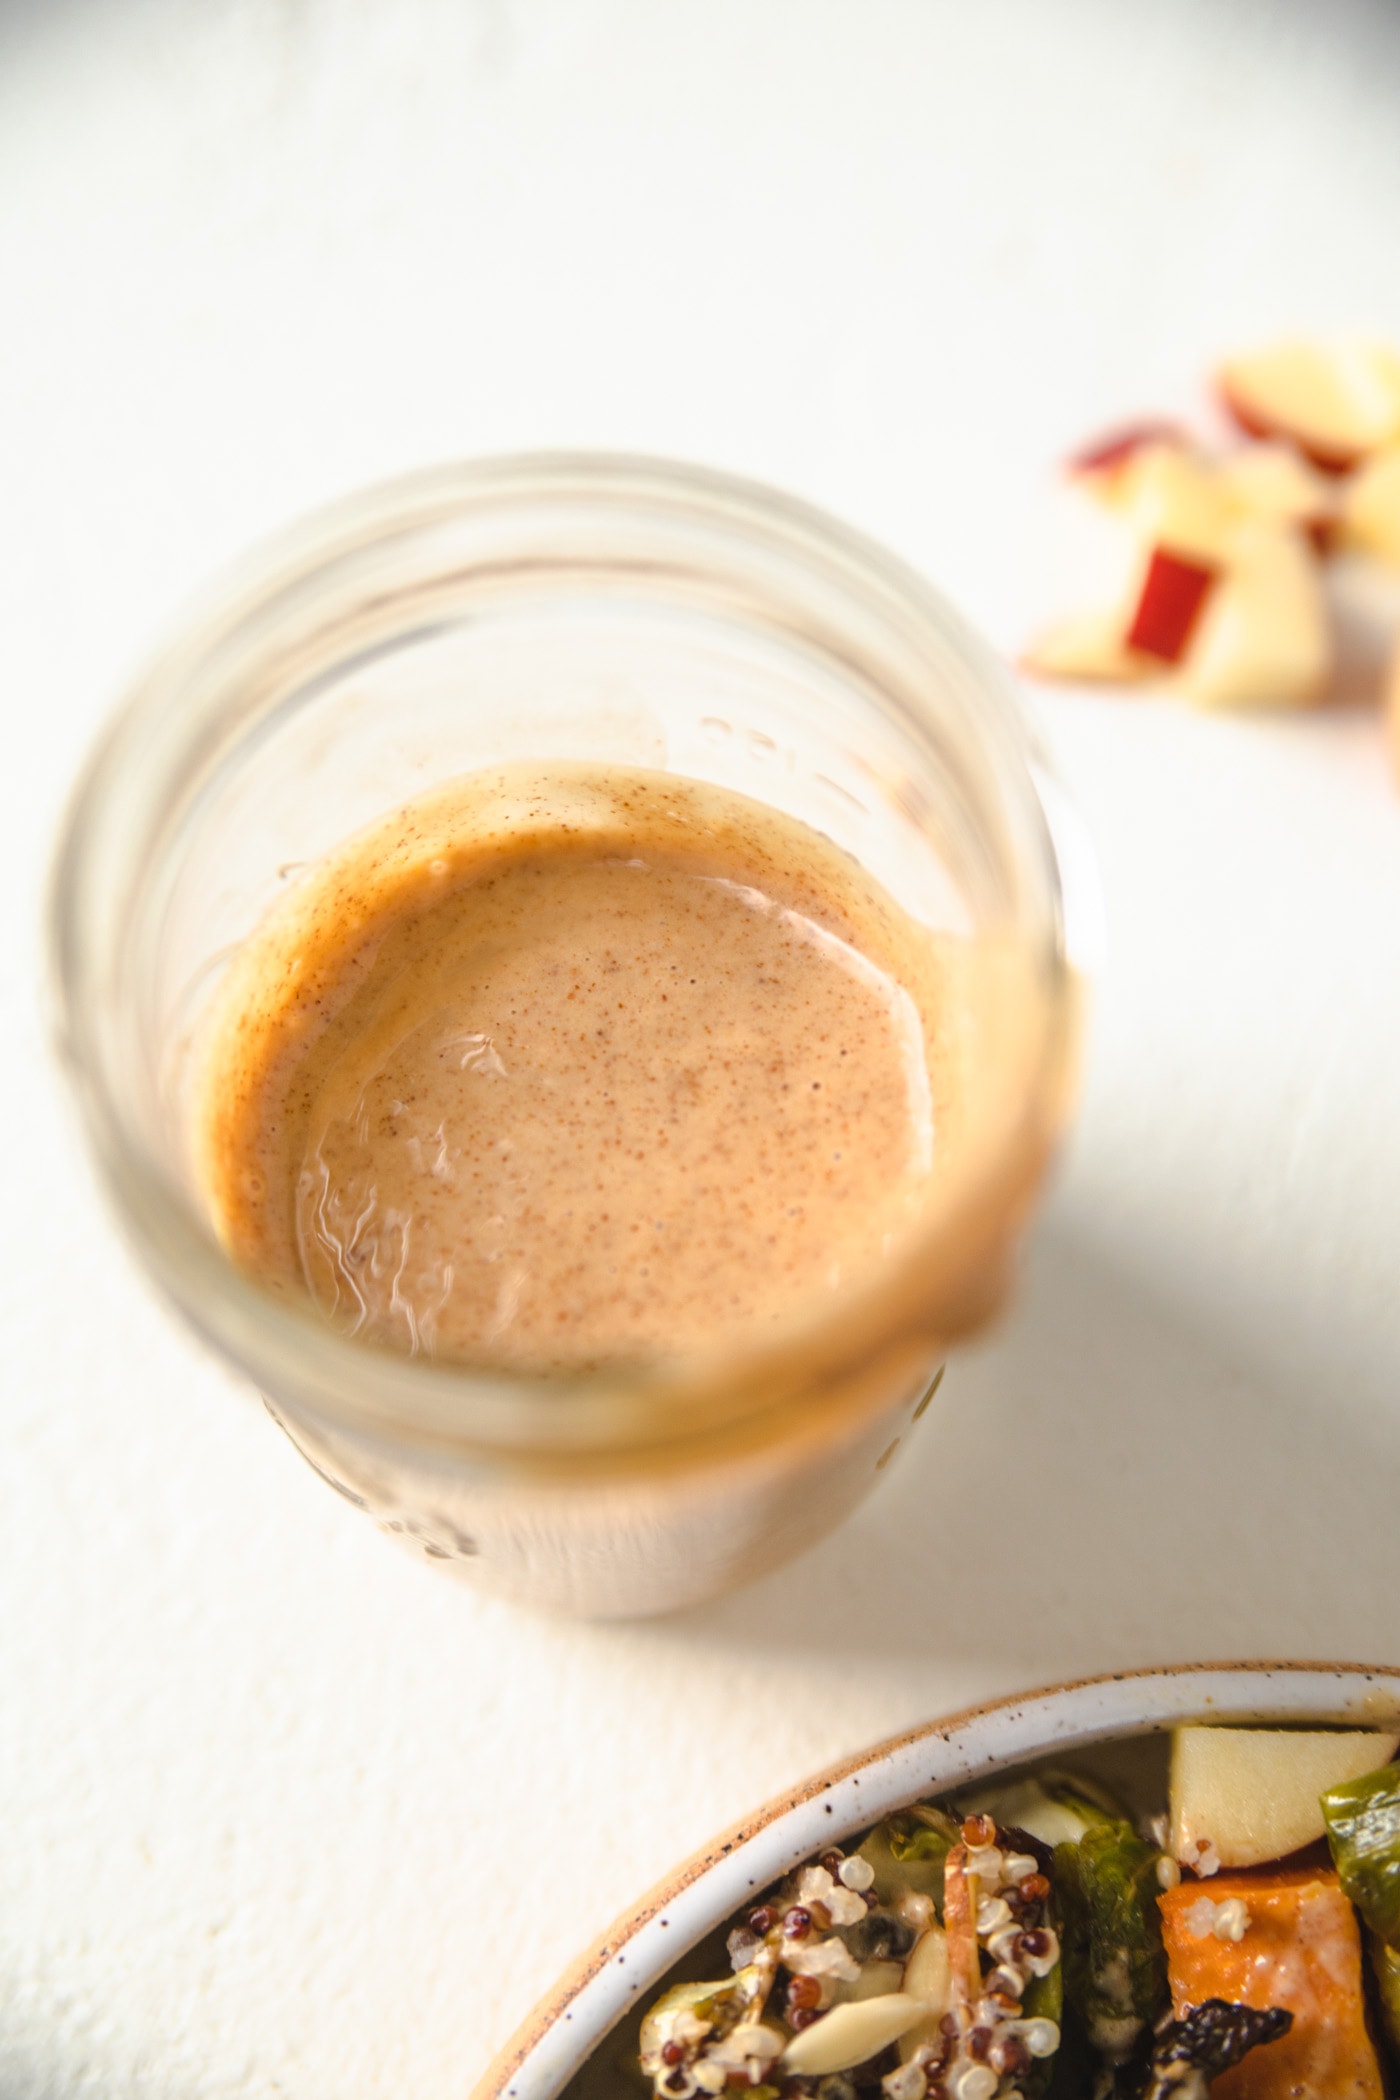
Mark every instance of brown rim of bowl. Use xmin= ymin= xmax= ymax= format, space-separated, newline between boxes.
xmin=472 ymin=1658 xmax=1400 ymax=2097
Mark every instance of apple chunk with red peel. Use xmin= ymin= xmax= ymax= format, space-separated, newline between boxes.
xmin=1219 ymin=340 xmax=1400 ymax=474
xmin=1177 ymin=524 xmax=1330 ymax=709
xmin=1170 ymin=1725 xmax=1400 ymax=1872
xmin=1025 ymin=435 xmax=1336 ymax=703
xmin=1121 ymin=448 xmax=1333 ymax=706
xmin=1026 ymin=443 xmax=1227 ymax=684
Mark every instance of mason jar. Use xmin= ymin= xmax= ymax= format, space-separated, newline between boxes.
xmin=50 ymin=455 xmax=1079 ymax=1617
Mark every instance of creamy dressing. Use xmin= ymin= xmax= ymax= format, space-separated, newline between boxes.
xmin=195 ymin=763 xmax=977 ymax=1374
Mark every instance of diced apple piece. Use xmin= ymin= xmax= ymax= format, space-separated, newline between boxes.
xmin=1126 ymin=547 xmax=1218 ymax=662
xmin=1171 ymin=1726 xmax=1400 ymax=1870
xmin=1343 ymin=445 xmax=1400 ymax=568
xmin=1027 ymin=443 xmax=1229 ymax=684
xmin=1176 ymin=525 xmax=1331 ymax=710
xmin=1219 ymin=340 xmax=1400 ymax=474
xmin=1022 ymin=610 xmax=1150 ymax=684
xmin=781 ymin=1993 xmax=924 ymax=2075
xmin=1220 ymin=444 xmax=1338 ymax=551
xmin=1108 ymin=442 xmax=1239 ymax=565
xmin=1160 ymin=1868 xmax=1384 ymax=2098
xmin=1030 ymin=431 xmax=1342 ymax=701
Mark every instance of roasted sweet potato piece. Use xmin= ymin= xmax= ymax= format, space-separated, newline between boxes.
xmin=1159 ymin=1868 xmax=1383 ymax=2098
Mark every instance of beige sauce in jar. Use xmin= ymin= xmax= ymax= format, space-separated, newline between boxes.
xmin=195 ymin=763 xmax=1006 ymax=1376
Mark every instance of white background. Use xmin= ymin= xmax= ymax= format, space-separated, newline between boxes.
xmin=4 ymin=1 xmax=1400 ymax=2092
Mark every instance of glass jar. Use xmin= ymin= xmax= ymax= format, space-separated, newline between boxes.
xmin=50 ymin=455 xmax=1078 ymax=1617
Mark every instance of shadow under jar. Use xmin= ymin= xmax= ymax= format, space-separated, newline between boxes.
xmin=51 ymin=455 xmax=1077 ymax=1617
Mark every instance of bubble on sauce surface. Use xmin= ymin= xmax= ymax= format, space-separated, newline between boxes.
xmin=297 ymin=1144 xmax=458 ymax=1357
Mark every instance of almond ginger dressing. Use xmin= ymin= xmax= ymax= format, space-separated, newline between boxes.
xmin=195 ymin=764 xmax=991 ymax=1375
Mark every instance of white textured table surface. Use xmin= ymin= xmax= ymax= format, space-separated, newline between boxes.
xmin=5 ymin=2 xmax=1400 ymax=2093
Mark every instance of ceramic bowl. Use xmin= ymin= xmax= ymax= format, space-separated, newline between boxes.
xmin=473 ymin=1660 xmax=1400 ymax=2100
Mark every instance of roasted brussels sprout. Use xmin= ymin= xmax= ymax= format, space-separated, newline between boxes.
xmin=1054 ymin=1817 xmax=1168 ymax=2062
xmin=856 ymin=1807 xmax=958 ymax=1911
xmin=1369 ymin=1931 xmax=1400 ymax=2060
xmin=1322 ymin=1759 xmax=1400 ymax=1944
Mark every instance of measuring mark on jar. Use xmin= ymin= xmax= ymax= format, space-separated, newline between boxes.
xmin=261 ymin=1399 xmax=371 ymax=1510
xmin=912 ymin=1362 xmax=947 ymax=1421
xmin=815 ymin=774 xmax=870 ymax=816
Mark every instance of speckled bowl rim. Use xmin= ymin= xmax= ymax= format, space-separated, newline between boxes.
xmin=473 ymin=1660 xmax=1400 ymax=2100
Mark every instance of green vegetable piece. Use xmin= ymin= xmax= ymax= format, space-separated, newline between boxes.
xmin=1322 ymin=1760 xmax=1400 ymax=1945
xmin=1369 ymin=1933 xmax=1400 ymax=2062
xmin=956 ymin=1773 xmax=1124 ymax=1850
xmin=1026 ymin=1961 xmax=1065 ymax=2026
xmin=637 ymin=1964 xmax=771 ymax=2078
xmin=638 ymin=1980 xmax=728 ymax=2070
xmin=1040 ymin=1771 xmax=1126 ymax=1829
xmin=1055 ymin=1819 xmax=1168 ymax=2064
xmin=857 ymin=1806 xmax=959 ymax=1910
xmin=1022 ymin=1960 xmax=1065 ymax=2100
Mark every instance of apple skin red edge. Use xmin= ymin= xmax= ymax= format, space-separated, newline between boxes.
xmin=1068 ymin=421 xmax=1186 ymax=475
xmin=1218 ymin=381 xmax=1363 ymax=477
xmin=1126 ymin=546 xmax=1218 ymax=663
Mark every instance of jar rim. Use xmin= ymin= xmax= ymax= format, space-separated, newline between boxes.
xmin=49 ymin=451 xmax=1072 ymax=1462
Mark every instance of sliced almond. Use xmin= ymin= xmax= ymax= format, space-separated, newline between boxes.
xmin=781 ymin=1994 xmax=924 ymax=2076
xmin=899 ymin=1924 xmax=952 ymax=2063
xmin=903 ymin=1923 xmax=951 ymax=2012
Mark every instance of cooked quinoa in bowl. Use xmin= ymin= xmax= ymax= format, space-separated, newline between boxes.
xmin=620 ymin=1723 xmax=1400 ymax=2099
xmin=475 ymin=1667 xmax=1400 ymax=2100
